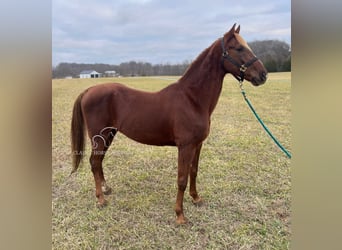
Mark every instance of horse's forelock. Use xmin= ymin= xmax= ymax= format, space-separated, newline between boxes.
xmin=234 ymin=33 xmax=252 ymax=51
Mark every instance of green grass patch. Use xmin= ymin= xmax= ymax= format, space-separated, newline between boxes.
xmin=52 ymin=73 xmax=291 ymax=249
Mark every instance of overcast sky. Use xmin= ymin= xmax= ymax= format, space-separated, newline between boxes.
xmin=52 ymin=0 xmax=290 ymax=66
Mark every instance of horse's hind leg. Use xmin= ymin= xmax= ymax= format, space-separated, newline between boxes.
xmin=90 ymin=127 xmax=117 ymax=207
xmin=98 ymin=128 xmax=117 ymax=195
xmin=90 ymin=150 xmax=106 ymax=207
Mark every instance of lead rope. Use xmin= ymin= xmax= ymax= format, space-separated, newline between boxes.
xmin=238 ymin=81 xmax=292 ymax=159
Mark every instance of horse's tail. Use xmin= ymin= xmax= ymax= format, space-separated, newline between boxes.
xmin=71 ymin=91 xmax=86 ymax=174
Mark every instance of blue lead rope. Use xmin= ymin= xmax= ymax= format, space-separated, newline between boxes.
xmin=239 ymin=86 xmax=292 ymax=159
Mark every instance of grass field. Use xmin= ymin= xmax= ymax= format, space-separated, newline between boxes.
xmin=52 ymin=72 xmax=291 ymax=249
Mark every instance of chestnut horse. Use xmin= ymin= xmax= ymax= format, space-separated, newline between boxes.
xmin=71 ymin=24 xmax=267 ymax=224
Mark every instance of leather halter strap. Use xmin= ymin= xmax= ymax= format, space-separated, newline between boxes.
xmin=221 ymin=37 xmax=258 ymax=82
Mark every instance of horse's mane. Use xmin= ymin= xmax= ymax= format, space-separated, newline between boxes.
xmin=179 ymin=40 xmax=218 ymax=82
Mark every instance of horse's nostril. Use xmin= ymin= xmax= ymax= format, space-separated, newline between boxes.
xmin=261 ymin=71 xmax=267 ymax=80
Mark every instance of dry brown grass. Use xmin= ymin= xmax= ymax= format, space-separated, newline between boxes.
xmin=52 ymin=72 xmax=291 ymax=249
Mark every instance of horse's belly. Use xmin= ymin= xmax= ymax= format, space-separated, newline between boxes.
xmin=118 ymin=121 xmax=175 ymax=146
xmin=122 ymin=130 xmax=176 ymax=146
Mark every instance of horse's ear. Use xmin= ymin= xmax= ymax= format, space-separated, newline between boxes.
xmin=224 ymin=23 xmax=237 ymax=39
xmin=229 ymin=23 xmax=237 ymax=34
xmin=235 ymin=25 xmax=240 ymax=34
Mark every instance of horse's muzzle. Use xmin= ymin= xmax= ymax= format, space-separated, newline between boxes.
xmin=252 ymin=71 xmax=267 ymax=86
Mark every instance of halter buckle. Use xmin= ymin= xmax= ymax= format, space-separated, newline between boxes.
xmin=240 ymin=64 xmax=247 ymax=72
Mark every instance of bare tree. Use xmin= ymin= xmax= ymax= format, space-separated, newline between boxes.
xmin=249 ymin=40 xmax=291 ymax=72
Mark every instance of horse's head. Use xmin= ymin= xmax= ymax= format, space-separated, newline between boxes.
xmin=221 ymin=24 xmax=267 ymax=86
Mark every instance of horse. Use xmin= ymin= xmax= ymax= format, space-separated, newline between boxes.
xmin=71 ymin=24 xmax=267 ymax=224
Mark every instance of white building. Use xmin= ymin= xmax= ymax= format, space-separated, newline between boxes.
xmin=79 ymin=70 xmax=100 ymax=78
xmin=104 ymin=70 xmax=118 ymax=77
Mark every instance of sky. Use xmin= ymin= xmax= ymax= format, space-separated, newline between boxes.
xmin=52 ymin=0 xmax=291 ymax=66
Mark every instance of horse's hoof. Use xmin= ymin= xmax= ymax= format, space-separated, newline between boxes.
xmin=102 ymin=186 xmax=112 ymax=195
xmin=96 ymin=199 xmax=108 ymax=208
xmin=192 ymin=197 xmax=204 ymax=206
xmin=176 ymin=216 xmax=188 ymax=225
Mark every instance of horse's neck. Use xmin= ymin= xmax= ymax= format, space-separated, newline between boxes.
xmin=179 ymin=39 xmax=226 ymax=114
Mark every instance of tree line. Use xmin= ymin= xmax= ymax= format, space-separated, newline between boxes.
xmin=249 ymin=40 xmax=291 ymax=72
xmin=52 ymin=40 xmax=290 ymax=79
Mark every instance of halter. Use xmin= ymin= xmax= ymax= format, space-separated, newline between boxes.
xmin=221 ymin=37 xmax=259 ymax=82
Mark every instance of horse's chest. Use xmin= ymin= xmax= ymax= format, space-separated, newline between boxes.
xmin=174 ymin=117 xmax=210 ymax=145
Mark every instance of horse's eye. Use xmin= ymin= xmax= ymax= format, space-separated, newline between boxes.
xmin=236 ymin=47 xmax=244 ymax=52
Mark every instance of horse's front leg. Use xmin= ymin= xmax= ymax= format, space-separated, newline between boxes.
xmin=175 ymin=144 xmax=196 ymax=224
xmin=189 ymin=143 xmax=204 ymax=205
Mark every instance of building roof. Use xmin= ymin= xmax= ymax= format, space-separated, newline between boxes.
xmin=80 ymin=70 xmax=99 ymax=74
